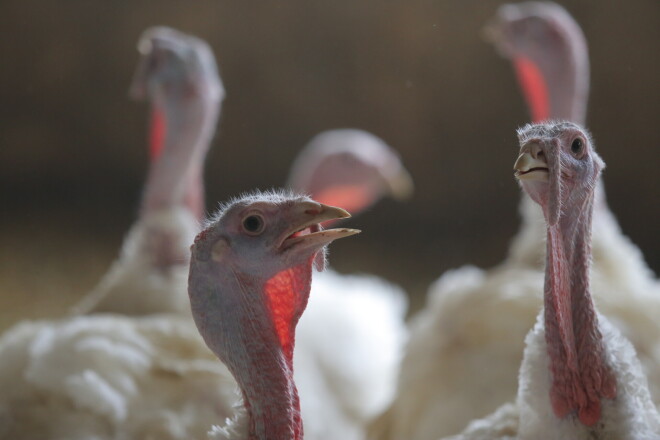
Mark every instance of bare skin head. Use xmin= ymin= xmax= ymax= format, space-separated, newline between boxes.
xmin=515 ymin=121 xmax=615 ymax=426
xmin=486 ymin=2 xmax=589 ymax=124
xmin=188 ymin=190 xmax=359 ymax=439
xmin=130 ymin=27 xmax=224 ymax=219
xmin=287 ymin=129 xmax=413 ymax=216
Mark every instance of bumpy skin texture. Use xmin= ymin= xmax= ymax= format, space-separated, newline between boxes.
xmin=74 ymin=26 xmax=224 ymax=316
xmin=375 ymin=4 xmax=660 ymax=439
xmin=188 ymin=190 xmax=358 ymax=439
xmin=446 ymin=122 xmax=660 ymax=440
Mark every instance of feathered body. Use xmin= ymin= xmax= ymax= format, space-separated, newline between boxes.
xmin=448 ymin=316 xmax=660 ymax=440
xmin=0 ymin=315 xmax=237 ymax=440
xmin=296 ymin=270 xmax=407 ymax=440
xmin=74 ymin=26 xmax=223 ymax=316
xmin=75 ymin=207 xmax=199 ymax=315
xmin=288 ymin=129 xmax=411 ymax=439
xmin=374 ymin=4 xmax=660 ymax=439
xmin=0 ymin=27 xmax=235 ymax=440
xmin=445 ymin=121 xmax=660 ymax=439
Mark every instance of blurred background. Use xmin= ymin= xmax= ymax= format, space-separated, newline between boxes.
xmin=0 ymin=0 xmax=658 ymax=331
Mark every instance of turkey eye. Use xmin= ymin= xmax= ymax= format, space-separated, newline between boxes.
xmin=242 ymin=215 xmax=265 ymax=235
xmin=571 ymin=138 xmax=583 ymax=155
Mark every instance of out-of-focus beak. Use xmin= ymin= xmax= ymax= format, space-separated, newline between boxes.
xmin=481 ymin=16 xmax=503 ymax=46
xmin=128 ymin=56 xmax=150 ymax=100
xmin=384 ymin=167 xmax=414 ymax=201
xmin=128 ymin=27 xmax=171 ymax=100
xmin=278 ymin=201 xmax=360 ymax=252
xmin=514 ymin=142 xmax=549 ymax=182
xmin=128 ymin=35 xmax=158 ymax=100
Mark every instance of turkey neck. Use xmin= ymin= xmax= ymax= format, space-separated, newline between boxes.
xmin=515 ymin=17 xmax=589 ymax=125
xmin=189 ymin=257 xmax=310 ymax=440
xmin=142 ymin=94 xmax=219 ymax=220
xmin=543 ymin=189 xmax=617 ymax=426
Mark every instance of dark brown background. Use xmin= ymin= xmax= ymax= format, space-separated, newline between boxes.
xmin=1 ymin=0 xmax=658 ymax=329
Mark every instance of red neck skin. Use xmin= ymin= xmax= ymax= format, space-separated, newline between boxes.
xmin=189 ymin=256 xmax=314 ymax=440
xmin=141 ymin=97 xmax=218 ymax=220
xmin=513 ymin=47 xmax=588 ymax=125
xmin=543 ymin=192 xmax=617 ymax=426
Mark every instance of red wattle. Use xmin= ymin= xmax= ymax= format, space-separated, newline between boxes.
xmin=514 ymin=57 xmax=550 ymax=122
xmin=314 ymin=185 xmax=375 ymax=216
xmin=549 ymin=230 xmax=577 ymax=371
xmin=263 ymin=258 xmax=313 ymax=361
xmin=149 ymin=108 xmax=166 ymax=160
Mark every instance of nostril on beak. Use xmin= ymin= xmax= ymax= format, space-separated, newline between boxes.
xmin=304 ymin=209 xmax=321 ymax=216
xmin=531 ymin=144 xmax=544 ymax=159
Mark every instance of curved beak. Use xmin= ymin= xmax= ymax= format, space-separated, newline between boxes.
xmin=278 ymin=201 xmax=360 ymax=251
xmin=128 ymin=56 xmax=150 ymax=100
xmin=279 ymin=201 xmax=360 ymax=271
xmin=128 ymin=35 xmax=159 ymax=100
xmin=128 ymin=27 xmax=172 ymax=100
xmin=383 ymin=166 xmax=414 ymax=201
xmin=514 ymin=142 xmax=549 ymax=182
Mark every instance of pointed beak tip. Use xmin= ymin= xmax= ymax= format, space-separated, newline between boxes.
xmin=336 ymin=207 xmax=352 ymax=219
xmin=318 ymin=203 xmax=352 ymax=220
xmin=326 ymin=227 xmax=361 ymax=242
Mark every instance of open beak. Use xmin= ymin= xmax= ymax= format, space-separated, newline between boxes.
xmin=279 ymin=201 xmax=360 ymax=253
xmin=514 ymin=142 xmax=549 ymax=182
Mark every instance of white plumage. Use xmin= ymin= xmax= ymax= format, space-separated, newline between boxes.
xmin=296 ymin=270 xmax=408 ymax=440
xmin=0 ymin=31 xmax=410 ymax=439
xmin=73 ymin=207 xmax=199 ymax=316
xmin=374 ymin=3 xmax=660 ymax=439
xmin=74 ymin=26 xmax=223 ymax=317
xmin=287 ymin=129 xmax=411 ymax=440
xmin=442 ymin=120 xmax=660 ymax=439
xmin=0 ymin=315 xmax=237 ymax=440
xmin=447 ymin=313 xmax=660 ymax=440
xmin=0 ymin=26 xmax=236 ymax=439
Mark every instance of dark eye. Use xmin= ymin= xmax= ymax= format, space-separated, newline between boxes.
xmin=242 ymin=215 xmax=265 ymax=235
xmin=571 ymin=138 xmax=583 ymax=155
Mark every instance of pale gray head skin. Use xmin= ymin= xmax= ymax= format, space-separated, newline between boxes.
xmin=515 ymin=121 xmax=616 ymax=428
xmin=130 ymin=26 xmax=224 ymax=220
xmin=287 ymin=129 xmax=413 ymax=216
xmin=485 ymin=3 xmax=624 ymax=268
xmin=486 ymin=1 xmax=589 ymax=124
xmin=188 ymin=190 xmax=359 ymax=440
xmin=515 ymin=121 xmax=602 ymax=226
xmin=130 ymin=26 xmax=224 ymax=104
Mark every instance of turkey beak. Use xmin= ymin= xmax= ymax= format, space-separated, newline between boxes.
xmin=128 ymin=40 xmax=155 ymax=100
xmin=482 ymin=15 xmax=503 ymax=46
xmin=383 ymin=166 xmax=414 ymax=201
xmin=514 ymin=142 xmax=549 ymax=182
xmin=279 ymin=201 xmax=360 ymax=252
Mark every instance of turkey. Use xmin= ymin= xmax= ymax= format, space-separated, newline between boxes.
xmin=0 ymin=27 xmax=239 ymax=440
xmin=373 ymin=3 xmax=660 ymax=439
xmin=445 ymin=122 xmax=660 ymax=440
xmin=0 ymin=191 xmax=359 ymax=439
xmin=1 ymin=29 xmax=408 ymax=439
xmin=286 ymin=129 xmax=413 ymax=212
xmin=189 ymin=191 xmax=359 ymax=439
xmin=289 ymin=129 xmax=412 ymax=440
xmin=73 ymin=26 xmax=224 ymax=315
